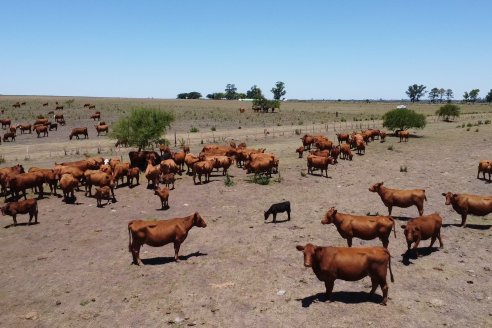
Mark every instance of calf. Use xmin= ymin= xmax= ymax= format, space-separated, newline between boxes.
xmin=477 ymin=160 xmax=492 ymax=182
xmin=128 ymin=212 xmax=207 ymax=265
xmin=264 ymin=201 xmax=291 ymax=223
xmin=379 ymin=131 xmax=387 ymax=142
xmin=322 ymin=207 xmax=395 ymax=248
xmin=369 ymin=182 xmax=426 ymax=216
xmin=340 ymin=144 xmax=353 ymax=160
xmin=154 ymin=186 xmax=170 ymax=209
xmin=1 ymin=198 xmax=38 ymax=226
xmin=95 ymin=186 xmax=112 ymax=207
xmin=401 ymin=213 xmax=443 ymax=253
xmin=296 ymin=146 xmax=304 ymax=158
xmin=307 ymin=155 xmax=335 ymax=178
xmin=296 ymin=244 xmax=394 ymax=305
xmin=399 ymin=130 xmax=409 ymax=142
xmin=3 ymin=132 xmax=15 ymax=142
xmin=127 ymin=167 xmax=140 ymax=186
xmin=162 ymin=173 xmax=175 ymax=190
xmin=48 ymin=122 xmax=58 ymax=131
xmin=59 ymin=174 xmax=79 ymax=202
xmin=442 ymin=192 xmax=492 ymax=227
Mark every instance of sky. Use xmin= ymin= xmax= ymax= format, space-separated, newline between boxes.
xmin=1 ymin=1 xmax=491 ymax=100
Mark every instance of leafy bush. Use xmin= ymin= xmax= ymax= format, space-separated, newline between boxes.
xmin=224 ymin=174 xmax=235 ymax=187
xmin=467 ymin=123 xmax=473 ymax=127
xmin=252 ymin=175 xmax=270 ymax=185
xmin=436 ymin=104 xmax=460 ymax=121
xmin=190 ymin=127 xmax=199 ymax=133
xmin=382 ymin=109 xmax=426 ymax=131
xmin=485 ymin=120 xmax=491 ymax=124
xmin=211 ymin=126 xmax=216 ymax=131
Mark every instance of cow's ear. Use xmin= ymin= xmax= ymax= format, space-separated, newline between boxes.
xmin=296 ymin=245 xmax=304 ymax=251
xmin=333 ymin=209 xmax=337 ymax=215
xmin=401 ymin=225 xmax=406 ymax=229
xmin=414 ymin=227 xmax=420 ymax=231
xmin=441 ymin=193 xmax=446 ymax=196
xmin=380 ymin=182 xmax=384 ymax=185
xmin=452 ymin=194 xmax=458 ymax=198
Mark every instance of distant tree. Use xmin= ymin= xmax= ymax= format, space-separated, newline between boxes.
xmin=237 ymin=92 xmax=246 ymax=99
xmin=469 ymin=89 xmax=480 ymax=103
xmin=438 ymin=88 xmax=446 ymax=103
xmin=428 ymin=88 xmax=439 ymax=103
xmin=271 ymin=81 xmax=286 ymax=100
xmin=65 ymin=98 xmax=75 ymax=108
xmin=225 ymin=84 xmax=238 ymax=100
xmin=436 ymin=104 xmax=460 ymax=121
xmin=485 ymin=89 xmax=492 ymax=103
xmin=110 ymin=108 xmax=174 ymax=151
xmin=187 ymin=92 xmax=202 ymax=99
xmin=382 ymin=108 xmax=426 ymax=132
xmin=177 ymin=93 xmax=188 ymax=99
xmin=445 ymin=89 xmax=454 ymax=102
xmin=246 ymin=85 xmax=264 ymax=99
xmin=463 ymin=91 xmax=470 ymax=102
xmin=253 ymin=98 xmax=280 ymax=112
xmin=206 ymin=92 xmax=226 ymax=100
xmin=406 ymin=84 xmax=427 ymax=102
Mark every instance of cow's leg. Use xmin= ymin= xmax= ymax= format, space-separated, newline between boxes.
xmin=461 ymin=213 xmax=467 ymax=227
xmin=34 ymin=208 xmax=38 ymax=223
xmin=347 ymin=238 xmax=352 ymax=247
xmin=417 ymin=203 xmax=424 ymax=216
xmin=273 ymin=213 xmax=277 ymax=223
xmin=387 ymin=206 xmax=392 ymax=216
xmin=174 ymin=242 xmax=181 ymax=261
xmin=287 ymin=210 xmax=291 ymax=221
xmin=12 ymin=214 xmax=18 ymax=226
xmin=412 ymin=236 xmax=421 ymax=254
xmin=324 ymin=280 xmax=334 ymax=301
xmin=437 ymin=231 xmax=444 ymax=248
xmin=381 ymin=238 xmax=389 ymax=248
xmin=406 ymin=241 xmax=412 ymax=251
xmin=380 ymin=279 xmax=389 ymax=305
xmin=130 ymin=242 xmax=142 ymax=265
xmin=369 ymin=276 xmax=378 ymax=295
xmin=429 ymin=235 xmax=437 ymax=248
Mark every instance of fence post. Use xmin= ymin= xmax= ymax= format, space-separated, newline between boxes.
xmin=174 ymin=131 xmax=177 ymax=147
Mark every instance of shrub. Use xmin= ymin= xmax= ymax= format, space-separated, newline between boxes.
xmin=475 ymin=128 xmax=479 ymax=132
xmin=435 ymin=104 xmax=461 ymax=121
xmin=0 ymin=155 xmax=5 ymax=164
xmin=382 ymin=109 xmax=426 ymax=132
xmin=466 ymin=123 xmax=473 ymax=127
xmin=485 ymin=120 xmax=491 ymax=124
xmin=190 ymin=127 xmax=199 ymax=133
xmin=224 ymin=174 xmax=235 ymax=187
xmin=294 ymin=129 xmax=302 ymax=135
xmin=466 ymin=127 xmax=470 ymax=131
xmin=252 ymin=175 xmax=270 ymax=185
xmin=341 ymin=117 xmax=346 ymax=122
xmin=211 ymin=126 xmax=216 ymax=131
xmin=461 ymin=123 xmax=466 ymax=128
xmin=300 ymin=171 xmax=307 ymax=177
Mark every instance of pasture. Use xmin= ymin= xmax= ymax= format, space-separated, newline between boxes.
xmin=0 ymin=97 xmax=491 ymax=327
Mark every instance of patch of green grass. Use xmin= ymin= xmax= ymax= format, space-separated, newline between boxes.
xmin=387 ymin=144 xmax=394 ymax=151
xmin=80 ymin=299 xmax=90 ymax=306
xmin=190 ymin=127 xmax=199 ymax=133
xmin=224 ymin=174 xmax=235 ymax=187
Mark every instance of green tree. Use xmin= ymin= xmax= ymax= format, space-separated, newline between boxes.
xmin=382 ymin=108 xmax=426 ymax=132
xmin=463 ymin=91 xmax=470 ymax=102
xmin=428 ymin=88 xmax=439 ymax=103
xmin=436 ymin=104 xmax=461 ymax=121
xmin=438 ymin=88 xmax=446 ymax=103
xmin=206 ymin=92 xmax=225 ymax=100
xmin=110 ymin=108 xmax=174 ymax=151
xmin=271 ymin=81 xmax=286 ymax=100
xmin=445 ymin=89 xmax=454 ymax=102
xmin=177 ymin=93 xmax=188 ymax=99
xmin=187 ymin=92 xmax=202 ymax=99
xmin=469 ymin=89 xmax=480 ymax=103
xmin=225 ymin=84 xmax=238 ymax=100
xmin=246 ymin=85 xmax=264 ymax=99
xmin=406 ymin=84 xmax=427 ymax=102
xmin=65 ymin=99 xmax=75 ymax=108
xmin=485 ymin=89 xmax=492 ymax=103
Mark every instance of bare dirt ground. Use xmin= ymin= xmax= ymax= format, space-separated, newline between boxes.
xmin=0 ymin=98 xmax=491 ymax=327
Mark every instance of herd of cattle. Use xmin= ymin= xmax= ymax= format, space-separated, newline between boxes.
xmin=1 ymin=112 xmax=492 ymax=306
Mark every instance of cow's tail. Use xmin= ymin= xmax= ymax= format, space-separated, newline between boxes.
xmin=388 ymin=251 xmax=394 ymax=283
xmin=128 ymin=222 xmax=133 ymax=253
xmin=390 ymin=216 xmax=396 ymax=238
xmin=423 ymin=191 xmax=427 ymax=202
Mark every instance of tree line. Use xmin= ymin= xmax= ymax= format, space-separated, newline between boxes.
xmin=177 ymin=82 xmax=286 ymax=101
xmin=406 ymin=84 xmax=492 ymax=103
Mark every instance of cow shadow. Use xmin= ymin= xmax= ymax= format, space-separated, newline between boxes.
xmin=299 ymin=291 xmax=383 ymax=307
xmin=156 ymin=205 xmax=170 ymax=211
xmin=442 ymin=223 xmax=492 ymax=230
xmin=401 ymin=247 xmax=440 ymax=266
xmin=392 ymin=216 xmax=414 ymax=222
xmin=265 ymin=218 xmax=291 ymax=224
xmin=4 ymin=221 xmax=40 ymax=229
xmin=141 ymin=251 xmax=207 ymax=266
xmin=308 ymin=172 xmax=333 ymax=179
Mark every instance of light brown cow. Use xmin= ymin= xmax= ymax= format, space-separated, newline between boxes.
xmin=127 ymin=167 xmax=140 ymax=186
xmin=322 ymin=207 xmax=396 ymax=248
xmin=59 ymin=174 xmax=79 ymax=202
xmin=1 ymin=198 xmax=38 ymax=226
xmin=243 ymin=157 xmax=274 ymax=177
xmin=340 ymin=143 xmax=353 ymax=160
xmin=356 ymin=139 xmax=365 ymax=155
xmin=112 ymin=162 xmax=130 ymax=186
xmin=128 ymin=212 xmax=207 ymax=265
xmin=296 ymin=146 xmax=304 ymax=158
xmin=442 ymin=192 xmax=492 ymax=227
xmin=56 ymin=159 xmax=99 ymax=171
xmin=193 ymin=160 xmax=214 ymax=184
xmin=95 ymin=186 xmax=112 ymax=207
xmin=207 ymin=155 xmax=233 ymax=175
xmin=154 ymin=186 xmax=170 ymax=209
xmin=33 ymin=118 xmax=49 ymax=126
xmin=184 ymin=153 xmax=200 ymax=175
xmin=307 ymin=155 xmax=335 ymax=178
xmin=369 ymin=182 xmax=426 ymax=216
xmin=172 ymin=151 xmax=186 ymax=172
xmin=161 ymin=159 xmax=181 ymax=175
xmin=84 ymin=171 xmax=115 ymax=200
xmin=296 ymin=244 xmax=394 ymax=305
xmin=401 ymin=213 xmax=443 ymax=252
xmin=399 ymin=130 xmax=409 ymax=142
xmin=477 ymin=160 xmax=492 ymax=181
xmin=145 ymin=160 xmax=161 ymax=188
xmin=53 ymin=166 xmax=85 ymax=184
xmin=300 ymin=135 xmax=315 ymax=150
xmin=95 ymin=124 xmax=109 ymax=136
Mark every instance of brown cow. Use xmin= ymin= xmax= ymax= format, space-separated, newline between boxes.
xmin=193 ymin=160 xmax=214 ymax=184
xmin=6 ymin=172 xmax=44 ymax=200
xmin=83 ymin=103 xmax=90 ymax=108
xmin=310 ymin=149 xmax=330 ymax=158
xmin=89 ymin=105 xmax=96 ymax=110
xmin=307 ymin=155 xmax=335 ymax=178
xmin=69 ymin=127 xmax=88 ymax=140
xmin=115 ymin=138 xmax=128 ymax=148
xmin=128 ymin=212 xmax=207 ymax=265
xmin=129 ymin=151 xmax=160 ymax=171
xmin=300 ymin=135 xmax=315 ymax=150
xmin=336 ymin=133 xmax=350 ymax=144
xmin=296 ymin=244 xmax=394 ymax=305
xmin=43 ymin=102 xmax=49 ymax=107
xmin=35 ymin=125 xmax=48 ymax=138
xmin=84 ymin=171 xmax=115 ymax=200
xmin=442 ymin=192 xmax=492 ymax=227
xmin=340 ymin=143 xmax=353 ymax=160
xmin=127 ymin=167 xmax=140 ymax=186
xmin=322 ymin=207 xmax=396 ymax=248
xmin=12 ymin=103 xmax=20 ymax=108
xmin=401 ymin=213 xmax=443 ymax=252
xmin=59 ymin=174 xmax=79 ymax=202
xmin=95 ymin=186 xmax=112 ymax=207
xmin=182 ymin=145 xmax=190 ymax=154
xmin=112 ymin=162 xmax=130 ymax=186
xmin=369 ymin=182 xmax=426 ymax=216
xmin=477 ymin=160 xmax=492 ymax=181
xmin=9 ymin=126 xmax=16 ymax=133
xmin=356 ymin=139 xmax=365 ymax=155
xmin=33 ymin=118 xmax=48 ymax=125
xmin=3 ymin=132 xmax=15 ymax=142
xmin=162 ymin=173 xmax=175 ymax=190
xmin=145 ymin=160 xmax=161 ymax=188
xmin=172 ymin=151 xmax=186 ymax=172
xmin=315 ymin=139 xmax=333 ymax=151
xmin=399 ymin=130 xmax=409 ymax=142
xmin=296 ymin=146 xmax=304 ymax=158
xmin=379 ymin=131 xmax=387 ymax=142
xmin=90 ymin=113 xmax=100 ymax=121
xmin=184 ymin=153 xmax=200 ymax=175
xmin=54 ymin=114 xmax=64 ymax=123
xmin=0 ymin=164 xmax=25 ymax=197
xmin=243 ymin=157 xmax=274 ymax=177
xmin=56 ymin=159 xmax=99 ymax=171
xmin=55 ymin=105 xmax=64 ymax=110
xmin=207 ymin=155 xmax=233 ymax=175
xmin=330 ymin=146 xmax=341 ymax=163
xmin=154 ymin=186 xmax=170 ymax=209
xmin=95 ymin=124 xmax=109 ymax=136
xmin=1 ymin=199 xmax=38 ymax=226
xmin=17 ymin=124 xmax=32 ymax=134
xmin=48 ymin=122 xmax=58 ymax=131
xmin=1 ymin=118 xmax=12 ymax=129
xmin=159 ymin=144 xmax=171 ymax=157
xmin=160 ymin=159 xmax=180 ymax=176
xmin=28 ymin=167 xmax=58 ymax=196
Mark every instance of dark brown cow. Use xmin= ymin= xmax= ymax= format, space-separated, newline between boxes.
xmin=159 ymin=144 xmax=171 ymax=157
xmin=300 ymin=134 xmax=315 ymax=150
xmin=69 ymin=127 xmax=88 ymax=140
xmin=89 ymin=105 xmax=96 ymax=109
xmin=369 ymin=182 xmax=426 ymax=216
xmin=6 ymin=172 xmax=44 ymax=200
xmin=48 ymin=123 xmax=58 ymax=131
xmin=83 ymin=103 xmax=91 ymax=108
xmin=162 ymin=173 xmax=175 ymax=190
xmin=322 ymin=207 xmax=396 ymax=248
xmin=401 ymin=213 xmax=443 ymax=252
xmin=296 ymin=244 xmax=394 ymax=305
xmin=330 ymin=146 xmax=341 ymax=163
xmin=12 ymin=103 xmax=20 ymax=108
xmin=35 ymin=125 xmax=48 ymax=138
xmin=380 ymin=131 xmax=387 ymax=142
xmin=3 ymin=132 xmax=16 ymax=142
xmin=477 ymin=160 xmax=492 ymax=181
xmin=307 ymin=155 xmax=335 ymax=178
xmin=55 ymin=105 xmax=64 ymax=110
xmin=336 ymin=133 xmax=350 ymax=144
xmin=90 ymin=113 xmax=100 ymax=120
xmin=17 ymin=124 xmax=32 ymax=134
xmin=1 ymin=199 xmax=38 ymax=226
xmin=442 ymin=192 xmax=492 ymax=227
xmin=1 ymin=118 xmax=12 ymax=129
xmin=115 ymin=139 xmax=129 ymax=148
xmin=54 ymin=114 xmax=64 ymax=123
xmin=43 ymin=102 xmax=49 ymax=107
xmin=129 ymin=151 xmax=160 ymax=171
xmin=0 ymin=164 xmax=25 ymax=197
xmin=128 ymin=212 xmax=207 ymax=265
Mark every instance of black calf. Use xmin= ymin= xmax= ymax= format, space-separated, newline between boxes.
xmin=264 ymin=201 xmax=291 ymax=222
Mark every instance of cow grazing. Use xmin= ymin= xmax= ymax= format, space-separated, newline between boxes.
xmin=69 ymin=127 xmax=88 ymax=140
xmin=12 ymin=103 xmax=20 ymax=108
xmin=340 ymin=144 xmax=353 ymax=160
xmin=43 ymin=102 xmax=49 ymax=107
xmin=264 ymin=201 xmax=291 ymax=223
xmin=89 ymin=105 xmax=96 ymax=110
xmin=296 ymin=244 xmax=394 ymax=305
xmin=0 ymin=118 xmax=11 ymax=129
xmin=3 ymin=132 xmax=15 ymax=142
xmin=322 ymin=207 xmax=396 ymax=248
xmin=369 ymin=182 xmax=426 ymax=216
xmin=193 ymin=160 xmax=214 ymax=184
xmin=35 ymin=125 xmax=48 ymax=138
xmin=296 ymin=146 xmax=304 ymax=158
xmin=1 ymin=199 xmax=38 ymax=226
xmin=56 ymin=105 xmax=64 ymax=110
xmin=300 ymin=134 xmax=315 ymax=150
xmin=154 ymin=186 xmax=170 ymax=209
xmin=90 ymin=113 xmax=100 ymax=120
xmin=95 ymin=186 xmax=112 ymax=207
xmin=307 ymin=155 xmax=335 ymax=178
xmin=399 ymin=130 xmax=409 ymax=142
xmin=83 ymin=103 xmax=90 ymax=108
xmin=380 ymin=131 xmax=387 ymax=142
xmin=128 ymin=212 xmax=207 ymax=265
xmin=477 ymin=160 xmax=492 ymax=182
xmin=401 ymin=213 xmax=443 ymax=253
xmin=442 ymin=192 xmax=492 ymax=227
xmin=356 ymin=139 xmax=365 ymax=155
xmin=127 ymin=167 xmax=140 ymax=186
xmin=330 ymin=146 xmax=341 ymax=163
xmin=243 ymin=156 xmax=274 ymax=177
xmin=162 ymin=173 xmax=175 ymax=190
xmin=59 ymin=174 xmax=80 ymax=202
xmin=115 ymin=138 xmax=128 ymax=148
xmin=95 ymin=124 xmax=109 ymax=136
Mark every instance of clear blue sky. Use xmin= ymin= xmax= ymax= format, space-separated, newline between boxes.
xmin=1 ymin=1 xmax=491 ymax=100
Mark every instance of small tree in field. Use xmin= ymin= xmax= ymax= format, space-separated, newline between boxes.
xmin=436 ymin=104 xmax=460 ymax=121
xmin=110 ymin=108 xmax=174 ymax=151
xmin=382 ymin=108 xmax=426 ymax=132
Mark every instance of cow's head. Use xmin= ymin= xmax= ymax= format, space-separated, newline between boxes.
xmin=401 ymin=224 xmax=420 ymax=243
xmin=441 ymin=192 xmax=457 ymax=205
xmin=296 ymin=243 xmax=319 ymax=268
xmin=321 ymin=207 xmax=337 ymax=224
xmin=15 ymin=164 xmax=25 ymax=174
xmin=369 ymin=182 xmax=384 ymax=192
xmin=193 ymin=212 xmax=207 ymax=228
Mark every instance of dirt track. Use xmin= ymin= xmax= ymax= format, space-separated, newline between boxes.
xmin=0 ymin=100 xmax=491 ymax=327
